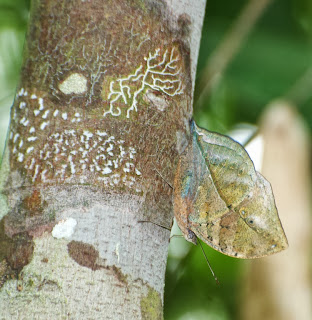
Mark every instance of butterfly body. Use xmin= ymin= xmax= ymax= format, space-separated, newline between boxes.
xmin=174 ymin=120 xmax=288 ymax=258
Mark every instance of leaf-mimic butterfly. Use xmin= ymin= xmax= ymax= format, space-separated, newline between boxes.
xmin=173 ymin=120 xmax=288 ymax=258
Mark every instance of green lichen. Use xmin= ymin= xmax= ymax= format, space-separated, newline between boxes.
xmin=140 ymin=286 xmax=163 ymax=320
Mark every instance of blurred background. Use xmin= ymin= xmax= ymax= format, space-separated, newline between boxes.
xmin=0 ymin=0 xmax=311 ymax=319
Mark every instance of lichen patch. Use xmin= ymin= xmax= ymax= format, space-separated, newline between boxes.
xmin=9 ymin=93 xmax=142 ymax=191
xmin=58 ymin=73 xmax=88 ymax=95
xmin=52 ymin=218 xmax=77 ymax=239
xmin=140 ymin=286 xmax=163 ymax=320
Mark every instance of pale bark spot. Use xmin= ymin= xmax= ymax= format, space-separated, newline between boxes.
xmin=52 ymin=218 xmax=77 ymax=239
xmin=59 ymin=73 xmax=88 ymax=95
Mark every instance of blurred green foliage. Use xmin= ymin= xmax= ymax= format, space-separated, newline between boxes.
xmin=0 ymin=0 xmax=29 ymax=29
xmin=194 ymin=0 xmax=312 ymax=135
xmin=0 ymin=0 xmax=311 ymax=319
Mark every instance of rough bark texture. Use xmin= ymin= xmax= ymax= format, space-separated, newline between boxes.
xmin=0 ymin=0 xmax=205 ymax=319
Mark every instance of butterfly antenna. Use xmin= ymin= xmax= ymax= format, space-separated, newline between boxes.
xmin=154 ymin=168 xmax=173 ymax=189
xmin=198 ymin=239 xmax=220 ymax=285
xmin=138 ymin=220 xmax=171 ymax=231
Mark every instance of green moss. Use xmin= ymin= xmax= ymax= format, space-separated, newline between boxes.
xmin=140 ymin=286 xmax=163 ymax=320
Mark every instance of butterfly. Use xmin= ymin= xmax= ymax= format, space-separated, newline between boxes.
xmin=173 ymin=120 xmax=288 ymax=258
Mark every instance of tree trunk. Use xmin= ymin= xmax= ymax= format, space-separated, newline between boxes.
xmin=0 ymin=0 xmax=206 ymax=318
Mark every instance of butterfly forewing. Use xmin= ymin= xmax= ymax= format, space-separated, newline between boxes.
xmin=174 ymin=129 xmax=229 ymax=245
xmin=195 ymin=124 xmax=258 ymax=207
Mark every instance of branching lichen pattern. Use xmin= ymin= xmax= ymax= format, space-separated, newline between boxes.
xmin=104 ymin=47 xmax=184 ymax=118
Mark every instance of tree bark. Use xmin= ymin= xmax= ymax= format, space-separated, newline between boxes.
xmin=0 ymin=0 xmax=206 ymax=319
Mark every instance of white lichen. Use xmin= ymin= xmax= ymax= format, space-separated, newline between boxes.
xmin=17 ymin=153 xmax=24 ymax=162
xmin=10 ymin=92 xmax=142 ymax=191
xmin=26 ymin=146 xmax=34 ymax=154
xmin=58 ymin=73 xmax=88 ymax=95
xmin=40 ymin=121 xmax=49 ymax=130
xmin=103 ymin=47 xmax=183 ymax=118
xmin=19 ymin=102 xmax=26 ymax=109
xmin=52 ymin=218 xmax=77 ymax=239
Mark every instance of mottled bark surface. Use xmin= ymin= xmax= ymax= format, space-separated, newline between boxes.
xmin=0 ymin=0 xmax=205 ymax=319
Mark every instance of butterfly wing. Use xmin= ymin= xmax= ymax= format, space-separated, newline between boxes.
xmin=174 ymin=121 xmax=288 ymax=258
xmin=173 ymin=126 xmax=229 ymax=245
xmin=195 ymin=122 xmax=258 ymax=207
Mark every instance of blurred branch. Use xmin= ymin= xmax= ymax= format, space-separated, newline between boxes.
xmin=285 ymin=66 xmax=312 ymax=105
xmin=241 ymin=101 xmax=312 ymax=320
xmin=196 ymin=0 xmax=274 ymax=107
